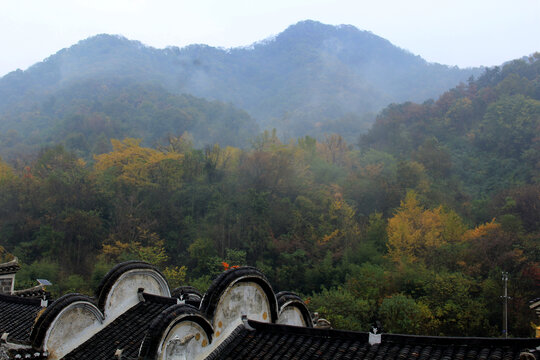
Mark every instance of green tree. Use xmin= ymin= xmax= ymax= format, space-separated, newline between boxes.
xmin=476 ymin=95 xmax=540 ymax=157
xmin=379 ymin=294 xmax=432 ymax=334
xmin=309 ymin=287 xmax=373 ymax=331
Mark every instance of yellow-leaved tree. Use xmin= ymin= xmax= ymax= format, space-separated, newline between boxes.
xmin=387 ymin=191 xmax=466 ymax=263
xmin=0 ymin=157 xmax=14 ymax=182
xmin=94 ymin=138 xmax=183 ymax=189
xmin=318 ymin=185 xmax=360 ymax=259
xmin=99 ymin=226 xmax=187 ymax=288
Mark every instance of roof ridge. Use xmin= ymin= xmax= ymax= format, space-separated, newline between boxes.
xmin=141 ymin=292 xmax=178 ymax=305
xmin=382 ymin=332 xmax=540 ymax=347
xmin=0 ymin=257 xmax=20 ymax=274
xmin=0 ymin=292 xmax=43 ymax=306
xmin=248 ymin=318 xmax=368 ymax=337
xmin=202 ymin=319 xmax=540 ymax=360
xmin=0 ymin=257 xmax=18 ymax=267
xmin=245 ymin=319 xmax=540 ymax=348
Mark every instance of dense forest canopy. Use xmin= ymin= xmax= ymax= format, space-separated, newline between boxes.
xmin=0 ymin=20 xmax=480 ymax=143
xmin=0 ymin=34 xmax=538 ymax=338
xmin=361 ymin=54 xmax=540 ymax=202
xmin=0 ymin=79 xmax=258 ymax=160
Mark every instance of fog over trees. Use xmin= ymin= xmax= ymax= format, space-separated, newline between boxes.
xmin=0 ymin=21 xmax=538 ymax=337
xmin=0 ymin=20 xmax=480 ymax=148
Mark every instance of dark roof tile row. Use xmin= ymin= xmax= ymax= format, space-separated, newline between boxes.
xmin=0 ymin=259 xmax=20 ymax=275
xmin=0 ymin=293 xmax=43 ymax=342
xmin=11 ymin=285 xmax=50 ymax=300
xmin=204 ymin=320 xmax=540 ymax=360
xmin=63 ymin=293 xmax=177 ymax=360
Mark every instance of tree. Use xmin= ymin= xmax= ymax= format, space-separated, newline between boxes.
xmin=412 ymin=138 xmax=452 ymax=179
xmin=309 ymin=287 xmax=373 ymax=331
xmin=94 ymin=138 xmax=183 ymax=190
xmin=0 ymin=157 xmax=15 ymax=182
xmin=475 ymin=95 xmax=540 ymax=157
xmin=379 ymin=294 xmax=432 ymax=334
xmin=318 ymin=134 xmax=349 ymax=167
xmin=387 ymin=191 xmax=465 ymax=264
xmin=420 ymin=272 xmax=491 ymax=336
xmin=318 ymin=188 xmax=360 ymax=260
xmin=0 ymin=246 xmax=14 ymax=263
xmin=187 ymin=238 xmax=219 ymax=277
xmin=460 ymin=220 xmax=526 ymax=277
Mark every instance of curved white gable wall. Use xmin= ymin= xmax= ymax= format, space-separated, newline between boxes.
xmin=104 ymin=269 xmax=170 ymax=321
xmin=44 ymin=302 xmax=104 ymax=360
xmin=44 ymin=267 xmax=170 ymax=360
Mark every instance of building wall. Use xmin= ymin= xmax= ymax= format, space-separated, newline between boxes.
xmin=0 ymin=275 xmax=14 ymax=294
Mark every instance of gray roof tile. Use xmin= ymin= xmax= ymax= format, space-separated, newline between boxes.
xmin=204 ymin=320 xmax=540 ymax=360
xmin=63 ymin=293 xmax=177 ymax=360
xmin=0 ymin=293 xmax=43 ymax=342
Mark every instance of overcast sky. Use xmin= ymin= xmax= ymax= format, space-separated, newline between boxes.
xmin=1 ymin=0 xmax=538 ymax=77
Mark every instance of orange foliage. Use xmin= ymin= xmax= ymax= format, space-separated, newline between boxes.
xmin=221 ymin=262 xmax=239 ymax=271
xmin=462 ymin=219 xmax=500 ymax=242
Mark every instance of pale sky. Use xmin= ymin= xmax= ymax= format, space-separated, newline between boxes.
xmin=1 ymin=0 xmax=539 ymax=77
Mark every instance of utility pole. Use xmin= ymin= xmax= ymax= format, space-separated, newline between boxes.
xmin=501 ymin=272 xmax=509 ymax=338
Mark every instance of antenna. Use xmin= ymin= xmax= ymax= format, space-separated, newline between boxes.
xmin=501 ymin=272 xmax=510 ymax=338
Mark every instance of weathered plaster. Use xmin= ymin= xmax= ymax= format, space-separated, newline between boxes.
xmin=277 ymin=305 xmax=307 ymax=327
xmin=43 ymin=302 xmax=104 ymax=360
xmin=42 ymin=268 xmax=170 ymax=359
xmin=212 ymin=282 xmax=270 ymax=341
xmin=158 ymin=321 xmax=210 ymax=360
xmin=104 ymin=270 xmax=170 ymax=322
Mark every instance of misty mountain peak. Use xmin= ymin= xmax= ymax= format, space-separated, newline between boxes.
xmin=0 ymin=20 xmax=480 ymax=140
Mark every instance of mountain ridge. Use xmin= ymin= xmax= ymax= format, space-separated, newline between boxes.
xmin=0 ymin=20 xmax=482 ymax=143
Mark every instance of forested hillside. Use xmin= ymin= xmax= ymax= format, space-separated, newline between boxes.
xmin=0 ymin=20 xmax=480 ymax=141
xmin=0 ymin=55 xmax=538 ymax=338
xmin=0 ymin=79 xmax=258 ymax=160
xmin=361 ymin=54 xmax=540 ymax=207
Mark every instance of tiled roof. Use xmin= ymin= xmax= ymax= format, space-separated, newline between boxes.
xmin=63 ymin=293 xmax=177 ymax=360
xmin=171 ymin=285 xmax=203 ymax=308
xmin=0 ymin=293 xmax=43 ymax=342
xmin=11 ymin=285 xmax=51 ymax=300
xmin=0 ymin=258 xmax=20 ymax=275
xmin=3 ymin=348 xmax=47 ymax=359
xmin=204 ymin=319 xmax=540 ymax=360
xmin=531 ymin=298 xmax=540 ymax=319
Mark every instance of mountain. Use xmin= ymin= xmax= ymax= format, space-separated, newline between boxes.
xmin=0 ymin=20 xmax=481 ymax=149
xmin=359 ymin=54 xmax=540 ymax=201
xmin=0 ymin=80 xmax=259 ymax=160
